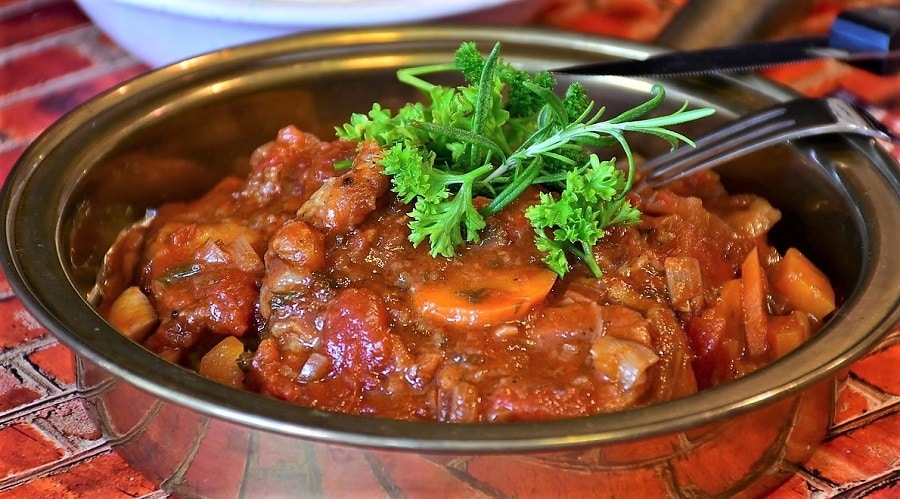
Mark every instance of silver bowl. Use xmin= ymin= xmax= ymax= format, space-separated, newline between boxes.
xmin=3 ymin=26 xmax=899 ymax=498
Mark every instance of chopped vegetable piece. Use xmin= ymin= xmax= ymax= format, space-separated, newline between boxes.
xmin=590 ymin=334 xmax=659 ymax=391
xmin=685 ymin=278 xmax=744 ymax=388
xmin=412 ymin=266 xmax=558 ymax=327
xmin=767 ymin=311 xmax=812 ymax=358
xmin=106 ymin=286 xmax=158 ymax=342
xmin=741 ymin=247 xmax=769 ymax=357
xmin=664 ymin=255 xmax=705 ymax=313
xmin=198 ymin=336 xmax=246 ymax=388
xmin=770 ymin=247 xmax=836 ymax=322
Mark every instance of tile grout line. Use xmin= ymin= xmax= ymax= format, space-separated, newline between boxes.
xmin=0 ymin=23 xmax=141 ymax=102
xmin=0 ymin=334 xmax=58 ymax=364
xmin=0 ymin=23 xmax=99 ymax=64
xmin=0 ymin=389 xmax=80 ymax=428
xmin=826 ymin=392 xmax=900 ymax=438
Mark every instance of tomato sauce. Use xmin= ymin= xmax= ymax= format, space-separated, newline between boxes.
xmin=99 ymin=125 xmax=836 ymax=422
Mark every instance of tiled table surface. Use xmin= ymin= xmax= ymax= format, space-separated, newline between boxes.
xmin=1 ymin=0 xmax=900 ymax=497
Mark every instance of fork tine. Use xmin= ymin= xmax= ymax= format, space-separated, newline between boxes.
xmin=634 ymin=97 xmax=897 ymax=190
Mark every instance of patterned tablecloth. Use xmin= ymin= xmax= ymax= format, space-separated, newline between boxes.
xmin=1 ymin=0 xmax=899 ymax=497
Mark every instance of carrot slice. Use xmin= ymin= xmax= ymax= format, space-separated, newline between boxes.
xmin=769 ymin=247 xmax=836 ymax=322
xmin=412 ymin=266 xmax=558 ymax=327
xmin=741 ymin=247 xmax=769 ymax=357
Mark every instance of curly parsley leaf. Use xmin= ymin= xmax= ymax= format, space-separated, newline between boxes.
xmin=335 ymin=41 xmax=714 ymax=276
xmin=526 ymin=156 xmax=642 ymax=277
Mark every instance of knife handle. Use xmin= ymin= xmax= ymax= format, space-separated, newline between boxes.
xmin=830 ymin=6 xmax=900 ymax=75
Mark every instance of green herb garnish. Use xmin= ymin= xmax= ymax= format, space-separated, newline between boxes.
xmin=337 ymin=42 xmax=714 ymax=277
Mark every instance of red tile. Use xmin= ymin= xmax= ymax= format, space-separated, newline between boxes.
xmin=0 ymin=269 xmax=12 ymax=300
xmin=0 ymin=65 xmax=145 ymax=142
xmin=0 ymin=452 xmax=158 ymax=498
xmin=0 ymin=423 xmax=65 ymax=479
xmin=850 ymin=342 xmax=900 ymax=396
xmin=39 ymin=400 xmax=103 ymax=443
xmin=28 ymin=343 xmax=76 ymax=386
xmin=0 ymin=148 xmax=25 ymax=184
xmin=0 ymin=45 xmax=93 ymax=96
xmin=0 ymin=366 xmax=41 ymax=412
xmin=0 ymin=298 xmax=48 ymax=349
xmin=0 ymin=1 xmax=90 ymax=48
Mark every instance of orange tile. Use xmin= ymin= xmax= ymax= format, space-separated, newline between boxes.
xmin=833 ymin=380 xmax=876 ymax=426
xmin=850 ymin=342 xmax=900 ymax=396
xmin=803 ymin=410 xmax=900 ymax=487
xmin=865 ymin=482 xmax=900 ymax=498
xmin=0 ymin=424 xmax=65 ymax=479
xmin=837 ymin=71 xmax=900 ymax=105
xmin=767 ymin=473 xmax=830 ymax=497
xmin=763 ymin=60 xmax=851 ymax=97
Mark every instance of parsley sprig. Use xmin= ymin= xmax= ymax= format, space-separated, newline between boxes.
xmin=337 ymin=42 xmax=714 ymax=277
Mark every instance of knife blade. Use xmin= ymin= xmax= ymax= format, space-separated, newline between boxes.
xmin=552 ymin=5 xmax=900 ymax=77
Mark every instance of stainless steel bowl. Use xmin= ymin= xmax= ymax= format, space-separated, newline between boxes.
xmin=3 ymin=26 xmax=900 ymax=498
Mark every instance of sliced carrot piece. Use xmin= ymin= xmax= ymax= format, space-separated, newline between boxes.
xmin=769 ymin=247 xmax=836 ymax=322
xmin=412 ymin=266 xmax=558 ymax=327
xmin=741 ymin=246 xmax=769 ymax=357
xmin=767 ymin=311 xmax=811 ymax=359
xmin=198 ymin=336 xmax=246 ymax=389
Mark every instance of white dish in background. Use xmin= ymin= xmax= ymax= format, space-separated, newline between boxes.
xmin=74 ymin=0 xmax=546 ymax=67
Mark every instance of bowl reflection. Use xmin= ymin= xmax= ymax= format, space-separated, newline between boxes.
xmin=3 ymin=26 xmax=899 ymax=498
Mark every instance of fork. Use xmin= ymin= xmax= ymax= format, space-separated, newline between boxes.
xmin=635 ymin=97 xmax=899 ymax=189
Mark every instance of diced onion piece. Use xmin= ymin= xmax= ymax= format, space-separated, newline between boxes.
xmin=741 ymin=247 xmax=769 ymax=357
xmin=769 ymin=248 xmax=836 ymax=322
xmin=664 ymin=256 xmax=705 ymax=313
xmin=601 ymin=305 xmax=650 ymax=345
xmin=591 ymin=335 xmax=659 ymax=391
xmin=106 ymin=286 xmax=158 ymax=342
xmin=226 ymin=236 xmax=263 ymax=273
xmin=298 ymin=352 xmax=331 ymax=382
xmin=722 ymin=197 xmax=782 ymax=238
xmin=413 ymin=266 xmax=557 ymax=327
xmin=198 ymin=336 xmax=246 ymax=388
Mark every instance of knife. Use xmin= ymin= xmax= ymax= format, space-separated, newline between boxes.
xmin=552 ymin=5 xmax=900 ymax=77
